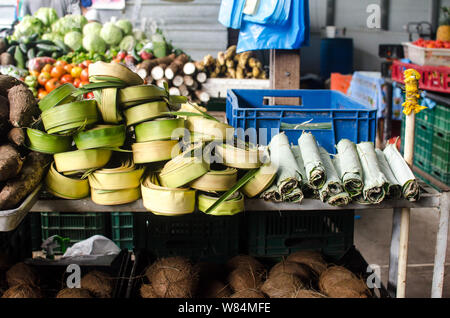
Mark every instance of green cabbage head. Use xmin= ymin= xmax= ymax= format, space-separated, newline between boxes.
xmin=34 ymin=7 xmax=58 ymax=26
xmin=83 ymin=33 xmax=106 ymax=53
xmin=13 ymin=16 xmax=44 ymax=39
xmin=52 ymin=14 xmax=88 ymax=35
xmin=100 ymin=22 xmax=123 ymax=46
xmin=83 ymin=22 xmax=102 ymax=36
xmin=64 ymin=31 xmax=83 ymax=51
xmin=115 ymin=19 xmax=133 ymax=36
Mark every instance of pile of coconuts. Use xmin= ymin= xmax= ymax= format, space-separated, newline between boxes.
xmin=0 ymin=74 xmax=51 ymax=211
xmin=138 ymin=251 xmax=372 ymax=298
xmin=0 ymin=253 xmax=114 ymax=298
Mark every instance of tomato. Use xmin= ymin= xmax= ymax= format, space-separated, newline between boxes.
xmin=86 ymin=92 xmax=95 ymax=99
xmin=38 ymin=72 xmax=51 ymax=86
xmin=41 ymin=64 xmax=53 ymax=74
xmin=71 ymin=66 xmax=83 ymax=78
xmin=73 ymin=78 xmax=82 ymax=88
xmin=55 ymin=60 xmax=68 ymax=68
xmin=81 ymin=60 xmax=92 ymax=69
xmin=60 ymin=74 xmax=74 ymax=84
xmin=63 ymin=64 xmax=73 ymax=74
xmin=29 ymin=70 xmax=40 ymax=77
xmin=51 ymin=66 xmax=65 ymax=79
xmin=79 ymin=80 xmax=90 ymax=88
xmin=45 ymin=78 xmax=60 ymax=92
xmin=38 ymin=90 xmax=48 ymax=99
xmin=80 ymin=68 xmax=89 ymax=82
xmin=116 ymin=51 xmax=127 ymax=60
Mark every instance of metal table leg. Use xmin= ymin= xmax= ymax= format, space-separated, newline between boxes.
xmin=388 ymin=207 xmax=402 ymax=297
xmin=431 ymin=191 xmax=450 ymax=298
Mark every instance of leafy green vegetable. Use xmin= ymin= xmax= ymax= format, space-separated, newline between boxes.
xmin=115 ymin=19 xmax=133 ymax=35
xmin=34 ymin=7 xmax=58 ymax=26
xmin=82 ymin=33 xmax=106 ymax=53
xmin=64 ymin=31 xmax=83 ymax=51
xmin=119 ymin=35 xmax=136 ymax=51
xmin=13 ymin=16 xmax=44 ymax=39
xmin=51 ymin=14 xmax=87 ymax=35
xmin=41 ymin=33 xmax=64 ymax=42
xmin=100 ymin=22 xmax=123 ymax=46
xmin=133 ymin=30 xmax=146 ymax=41
xmin=83 ymin=22 xmax=102 ymax=36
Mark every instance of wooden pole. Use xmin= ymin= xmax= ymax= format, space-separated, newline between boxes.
xmin=396 ymin=70 xmax=418 ymax=298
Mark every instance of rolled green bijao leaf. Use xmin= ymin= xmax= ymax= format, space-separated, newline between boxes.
xmin=336 ymin=139 xmax=364 ymax=197
xmin=41 ymin=100 xmax=99 ymax=134
xmin=74 ymin=125 xmax=126 ymax=150
xmin=383 ymin=143 xmax=420 ymax=202
xmin=261 ymin=184 xmax=282 ymax=202
xmin=38 ymin=83 xmax=77 ymax=112
xmin=298 ymin=132 xmax=326 ymax=189
xmin=135 ymin=118 xmax=185 ymax=142
xmin=318 ymin=147 xmax=350 ymax=206
xmin=375 ymin=149 xmax=402 ymax=199
xmin=26 ymin=128 xmax=73 ymax=154
xmin=283 ymin=187 xmax=303 ymax=203
xmin=291 ymin=145 xmax=316 ymax=198
xmin=357 ymin=142 xmax=388 ymax=204
xmin=268 ymin=133 xmax=302 ymax=197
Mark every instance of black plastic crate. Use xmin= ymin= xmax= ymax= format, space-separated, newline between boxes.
xmin=134 ymin=212 xmax=243 ymax=263
xmin=111 ymin=212 xmax=134 ymax=250
xmin=378 ymin=44 xmax=404 ymax=59
xmin=246 ymin=210 xmax=355 ymax=261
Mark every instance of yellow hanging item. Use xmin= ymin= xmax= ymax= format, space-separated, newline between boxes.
xmin=402 ymin=69 xmax=427 ymax=115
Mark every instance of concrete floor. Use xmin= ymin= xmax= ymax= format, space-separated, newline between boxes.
xmin=354 ymin=208 xmax=450 ymax=298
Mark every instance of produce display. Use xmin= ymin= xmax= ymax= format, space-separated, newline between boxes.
xmin=198 ymin=45 xmax=267 ymax=79
xmin=0 ymin=75 xmax=51 ymax=211
xmin=135 ymin=251 xmax=372 ymax=298
xmin=412 ymin=38 xmax=450 ymax=49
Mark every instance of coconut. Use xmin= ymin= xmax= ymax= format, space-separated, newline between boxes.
xmin=0 ymin=253 xmax=12 ymax=271
xmin=140 ymin=284 xmax=159 ymax=298
xmin=261 ymin=272 xmax=304 ymax=298
xmin=198 ymin=280 xmax=232 ymax=298
xmin=146 ymin=256 xmax=198 ymax=298
xmin=227 ymin=267 xmax=265 ymax=293
xmin=319 ymin=266 xmax=370 ymax=298
xmin=226 ymin=255 xmax=264 ymax=273
xmin=56 ymin=288 xmax=93 ymax=298
xmin=1 ymin=284 xmax=42 ymax=298
xmin=269 ymin=261 xmax=312 ymax=283
xmin=81 ymin=270 xmax=113 ymax=298
xmin=6 ymin=262 xmax=38 ymax=287
xmin=293 ymin=289 xmax=327 ymax=298
xmin=230 ymin=289 xmax=266 ymax=298
xmin=286 ymin=251 xmax=328 ymax=276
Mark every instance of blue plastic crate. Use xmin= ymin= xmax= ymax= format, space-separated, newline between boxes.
xmin=226 ymin=89 xmax=377 ymax=153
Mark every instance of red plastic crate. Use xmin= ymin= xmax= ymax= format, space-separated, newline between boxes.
xmin=391 ymin=60 xmax=450 ymax=94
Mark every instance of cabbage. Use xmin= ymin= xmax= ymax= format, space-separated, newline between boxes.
xmin=119 ymin=35 xmax=136 ymax=52
xmin=34 ymin=7 xmax=58 ymax=26
xmin=51 ymin=14 xmax=88 ymax=35
xmin=64 ymin=31 xmax=82 ymax=51
xmin=83 ymin=34 xmax=106 ymax=53
xmin=115 ymin=19 xmax=133 ymax=36
xmin=13 ymin=16 xmax=44 ymax=39
xmin=83 ymin=22 xmax=102 ymax=36
xmin=100 ymin=22 xmax=123 ymax=46
xmin=42 ymin=33 xmax=64 ymax=42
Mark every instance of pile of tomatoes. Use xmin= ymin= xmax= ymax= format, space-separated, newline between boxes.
xmin=29 ymin=60 xmax=92 ymax=99
xmin=412 ymin=38 xmax=450 ymax=49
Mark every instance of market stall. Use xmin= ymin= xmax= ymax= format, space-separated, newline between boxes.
xmin=0 ymin=0 xmax=449 ymax=301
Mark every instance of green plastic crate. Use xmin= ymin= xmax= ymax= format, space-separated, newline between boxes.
xmin=431 ymin=128 xmax=450 ymax=174
xmin=135 ymin=213 xmax=242 ymax=263
xmin=434 ymin=104 xmax=450 ymax=132
xmin=111 ymin=212 xmax=134 ymax=250
xmin=414 ymin=121 xmax=434 ymax=173
xmin=415 ymin=106 xmax=435 ymax=126
xmin=41 ymin=212 xmax=108 ymax=254
xmin=247 ymin=210 xmax=355 ymax=261
xmin=430 ymin=169 xmax=450 ymax=185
